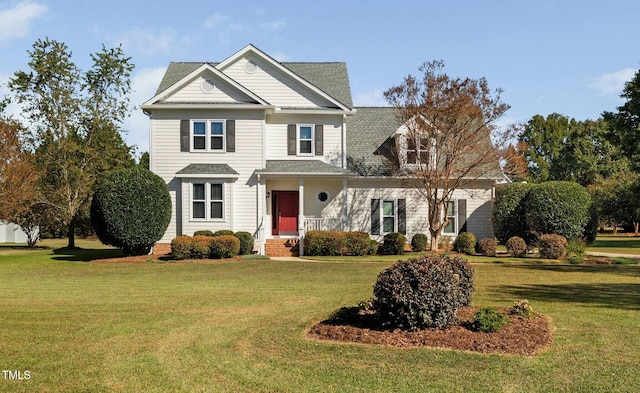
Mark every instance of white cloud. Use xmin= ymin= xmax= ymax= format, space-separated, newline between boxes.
xmin=201 ymin=13 xmax=285 ymax=45
xmin=591 ymin=68 xmax=636 ymax=96
xmin=353 ymin=88 xmax=388 ymax=107
xmin=116 ymin=27 xmax=179 ymax=59
xmin=122 ymin=67 xmax=166 ymax=155
xmin=0 ymin=1 xmax=47 ymax=45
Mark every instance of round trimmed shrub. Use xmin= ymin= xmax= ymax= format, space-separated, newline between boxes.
xmin=453 ymin=232 xmax=477 ymax=255
xmin=171 ymin=235 xmax=194 ymax=260
xmin=372 ymin=255 xmax=474 ymax=330
xmin=303 ymin=230 xmax=329 ymax=256
xmin=91 ymin=168 xmax=171 ymax=255
xmin=368 ymin=240 xmax=379 ymax=255
xmin=472 ymin=307 xmax=509 ymax=333
xmin=213 ymin=229 xmax=235 ymax=237
xmin=382 ymin=232 xmax=406 ymax=255
xmin=411 ymin=233 xmax=429 ymax=251
xmin=477 ymin=238 xmax=497 ymax=257
xmin=234 ymin=231 xmax=254 ymax=255
xmin=506 ymin=236 xmax=527 ymax=258
xmin=209 ymin=235 xmax=240 ymax=258
xmin=493 ymin=183 xmax=533 ymax=244
xmin=192 ymin=235 xmax=211 ymax=259
xmin=538 ymin=234 xmax=567 ymax=259
xmin=524 ymin=181 xmax=591 ymax=241
xmin=194 ymin=230 xmax=214 ymax=236
xmin=345 ymin=231 xmax=371 ymax=256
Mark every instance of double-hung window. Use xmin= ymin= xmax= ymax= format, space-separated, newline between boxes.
xmin=298 ymin=125 xmax=313 ymax=155
xmin=191 ymin=182 xmax=224 ymax=220
xmin=382 ymin=200 xmax=396 ymax=233
xmin=443 ymin=200 xmax=457 ymax=234
xmin=405 ymin=136 xmax=436 ymax=168
xmin=192 ymin=120 xmax=225 ymax=152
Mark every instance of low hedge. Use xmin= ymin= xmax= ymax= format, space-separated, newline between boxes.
xmin=171 ymin=235 xmax=194 ymax=260
xmin=382 ymin=232 xmax=406 ymax=255
xmin=209 ymin=235 xmax=240 ymax=258
xmin=304 ymin=230 xmax=373 ymax=256
xmin=234 ymin=231 xmax=254 ymax=255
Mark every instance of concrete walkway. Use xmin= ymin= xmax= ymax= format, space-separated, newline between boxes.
xmin=586 ymin=251 xmax=640 ymax=260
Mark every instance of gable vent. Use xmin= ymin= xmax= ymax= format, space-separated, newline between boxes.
xmin=200 ymin=79 xmax=215 ymax=93
xmin=244 ymin=60 xmax=258 ymax=74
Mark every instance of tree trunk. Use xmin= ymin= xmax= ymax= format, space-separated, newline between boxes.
xmin=67 ymin=220 xmax=76 ymax=249
xmin=634 ymin=222 xmax=639 ymax=237
xmin=430 ymin=230 xmax=440 ymax=252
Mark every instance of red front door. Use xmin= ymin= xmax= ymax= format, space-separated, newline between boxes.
xmin=273 ymin=191 xmax=299 ymax=234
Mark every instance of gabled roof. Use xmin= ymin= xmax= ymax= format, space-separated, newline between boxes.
xmin=151 ymin=46 xmax=353 ymax=110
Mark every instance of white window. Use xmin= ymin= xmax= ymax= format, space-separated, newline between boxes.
xmin=382 ymin=200 xmax=396 ymax=233
xmin=192 ymin=120 xmax=225 ymax=152
xmin=404 ymin=136 xmax=436 ymax=168
xmin=191 ymin=182 xmax=224 ymax=220
xmin=298 ymin=125 xmax=314 ymax=155
xmin=443 ymin=200 xmax=457 ymax=234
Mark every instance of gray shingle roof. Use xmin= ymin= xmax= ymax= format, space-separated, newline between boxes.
xmin=346 ymin=107 xmax=403 ymax=176
xmin=256 ymin=160 xmax=350 ymax=176
xmin=176 ymin=163 xmax=239 ymax=176
xmin=154 ymin=62 xmax=352 ymax=109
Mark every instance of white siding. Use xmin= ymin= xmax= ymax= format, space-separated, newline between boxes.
xmin=164 ymin=73 xmax=254 ymax=103
xmin=150 ymin=109 xmax=264 ymax=243
xmin=265 ymin=113 xmax=343 ymax=165
xmin=0 ymin=221 xmax=29 ymax=243
xmin=220 ymin=54 xmax=335 ymax=108
xmin=343 ymin=179 xmax=495 ymax=242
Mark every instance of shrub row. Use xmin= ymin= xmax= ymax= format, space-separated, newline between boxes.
xmin=372 ymin=255 xmax=474 ymax=330
xmin=192 ymin=230 xmax=254 ymax=255
xmin=170 ymin=231 xmax=252 ymax=260
xmin=493 ymin=181 xmax=593 ymax=245
xmin=304 ymin=230 xmax=376 ymax=256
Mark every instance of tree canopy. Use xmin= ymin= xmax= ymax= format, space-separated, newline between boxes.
xmin=384 ymin=60 xmax=513 ymax=250
xmin=7 ymin=38 xmax=135 ymax=247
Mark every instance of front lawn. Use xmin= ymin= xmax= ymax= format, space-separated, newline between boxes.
xmin=0 ymin=240 xmax=638 ymax=392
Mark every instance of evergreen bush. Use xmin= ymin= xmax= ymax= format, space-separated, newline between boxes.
xmin=411 ymin=233 xmax=429 ymax=251
xmin=493 ymin=183 xmax=532 ymax=244
xmin=192 ymin=235 xmax=211 ymax=259
xmin=453 ymin=232 xmax=477 ymax=255
xmin=234 ymin=231 xmax=254 ymax=255
xmin=477 ymin=238 xmax=497 ymax=257
xmin=372 ymin=255 xmax=474 ymax=330
xmin=506 ymin=236 xmax=527 ymax=258
xmin=194 ymin=230 xmax=214 ymax=236
xmin=171 ymin=235 xmax=194 ymax=260
xmin=382 ymin=232 xmax=406 ymax=255
xmin=209 ymin=235 xmax=240 ymax=258
xmin=538 ymin=234 xmax=567 ymax=259
xmin=472 ymin=307 xmax=509 ymax=333
xmin=90 ymin=168 xmax=171 ymax=255
xmin=213 ymin=229 xmax=235 ymax=237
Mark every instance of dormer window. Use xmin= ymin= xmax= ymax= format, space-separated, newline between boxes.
xmin=401 ymin=134 xmax=436 ymax=169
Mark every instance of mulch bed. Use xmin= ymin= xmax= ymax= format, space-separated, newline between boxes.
xmin=307 ymin=307 xmax=553 ymax=357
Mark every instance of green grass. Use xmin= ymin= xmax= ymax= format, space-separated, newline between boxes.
xmin=588 ymin=235 xmax=640 ymax=255
xmin=1 ymin=240 xmax=639 ymax=392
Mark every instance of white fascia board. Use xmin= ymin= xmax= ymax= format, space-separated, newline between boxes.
xmin=175 ymin=173 xmax=239 ymax=180
xmin=140 ymin=103 xmax=275 ymax=110
xmin=143 ymin=63 xmax=269 ymax=106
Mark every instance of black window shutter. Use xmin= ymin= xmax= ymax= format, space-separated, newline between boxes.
xmin=287 ymin=124 xmax=296 ymax=155
xmin=226 ymin=120 xmax=235 ymax=152
xmin=315 ymin=124 xmax=323 ymax=156
xmin=458 ymin=199 xmax=467 ymax=234
xmin=371 ymin=199 xmax=380 ymax=235
xmin=398 ymin=199 xmax=406 ymax=235
xmin=180 ymin=120 xmax=189 ymax=152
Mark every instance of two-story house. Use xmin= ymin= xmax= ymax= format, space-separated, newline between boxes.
xmin=142 ymin=44 xmax=502 ymax=256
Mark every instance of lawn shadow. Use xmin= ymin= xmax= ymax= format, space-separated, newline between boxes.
xmin=52 ymin=247 xmax=125 ymax=262
xmin=493 ymin=282 xmax=640 ymax=311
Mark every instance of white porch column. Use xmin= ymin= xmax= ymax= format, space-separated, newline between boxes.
xmin=258 ymin=178 xmax=266 ymax=255
xmin=342 ymin=179 xmax=348 ymax=231
xmin=298 ymin=178 xmax=304 ymax=256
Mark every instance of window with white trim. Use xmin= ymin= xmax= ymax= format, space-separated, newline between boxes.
xmin=404 ymin=135 xmax=436 ymax=168
xmin=443 ymin=200 xmax=456 ymax=234
xmin=192 ymin=120 xmax=225 ymax=152
xmin=191 ymin=182 xmax=224 ymax=220
xmin=298 ymin=125 xmax=313 ymax=155
xmin=382 ymin=200 xmax=396 ymax=233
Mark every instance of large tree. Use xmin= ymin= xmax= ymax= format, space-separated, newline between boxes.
xmin=384 ymin=60 xmax=513 ymax=251
xmin=8 ymin=38 xmax=135 ymax=248
xmin=604 ymin=68 xmax=640 ymax=171
xmin=519 ymin=113 xmax=572 ymax=182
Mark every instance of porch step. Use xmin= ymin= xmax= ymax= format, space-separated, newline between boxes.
xmin=265 ymin=238 xmax=300 ymax=257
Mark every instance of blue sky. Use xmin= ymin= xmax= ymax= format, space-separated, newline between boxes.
xmin=1 ymin=0 xmax=638 ymax=154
